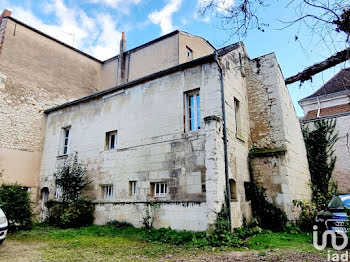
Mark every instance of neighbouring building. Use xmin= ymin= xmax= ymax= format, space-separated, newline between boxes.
xmin=299 ymin=68 xmax=350 ymax=193
xmin=0 ymin=8 xmax=311 ymax=231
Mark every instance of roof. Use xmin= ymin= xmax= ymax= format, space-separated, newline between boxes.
xmin=304 ymin=103 xmax=350 ymax=120
xmin=300 ymin=68 xmax=350 ymax=102
xmin=44 ymin=42 xmax=243 ymax=114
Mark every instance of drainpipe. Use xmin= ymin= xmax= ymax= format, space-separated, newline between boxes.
xmin=214 ymin=52 xmax=232 ymax=229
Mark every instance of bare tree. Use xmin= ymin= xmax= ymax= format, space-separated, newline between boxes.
xmin=199 ymin=0 xmax=350 ymax=85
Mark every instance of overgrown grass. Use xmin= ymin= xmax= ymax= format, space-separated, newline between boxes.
xmin=4 ymin=224 xmax=321 ymax=261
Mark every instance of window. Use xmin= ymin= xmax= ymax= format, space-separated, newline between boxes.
xmin=62 ymin=127 xmax=70 ymax=155
xmin=102 ymin=185 xmax=113 ymax=200
xmin=129 ymin=181 xmax=137 ymax=196
xmin=229 ymin=179 xmax=237 ymax=200
xmin=55 ymin=185 xmax=62 ymax=200
xmin=151 ymin=182 xmax=167 ymax=197
xmin=186 ymin=90 xmax=201 ymax=131
xmin=234 ymin=98 xmax=242 ymax=136
xmin=106 ymin=130 xmax=118 ymax=150
xmin=244 ymin=182 xmax=252 ymax=201
xmin=185 ymin=46 xmax=193 ymax=59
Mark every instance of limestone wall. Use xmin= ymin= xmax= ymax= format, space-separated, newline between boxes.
xmin=0 ymin=18 xmax=102 ymax=199
xmin=245 ymin=53 xmax=311 ymax=219
xmin=219 ymin=45 xmax=253 ymax=227
xmin=40 ymin=62 xmax=226 ymax=230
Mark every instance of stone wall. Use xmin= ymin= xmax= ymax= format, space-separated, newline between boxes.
xmin=245 ymin=53 xmax=311 ymax=219
xmin=219 ymin=45 xmax=253 ymax=227
xmin=40 ymin=62 xmax=227 ymax=230
xmin=0 ymin=18 xmax=102 ymax=199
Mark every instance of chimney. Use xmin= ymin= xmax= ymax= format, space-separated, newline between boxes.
xmin=117 ymin=32 xmax=126 ymax=85
xmin=0 ymin=9 xmax=11 ymax=20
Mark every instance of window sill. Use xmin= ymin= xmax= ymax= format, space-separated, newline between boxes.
xmin=236 ymin=133 xmax=245 ymax=143
xmin=57 ymin=154 xmax=68 ymax=159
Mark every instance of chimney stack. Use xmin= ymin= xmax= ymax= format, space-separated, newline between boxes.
xmin=117 ymin=32 xmax=126 ymax=85
xmin=0 ymin=9 xmax=11 ymax=19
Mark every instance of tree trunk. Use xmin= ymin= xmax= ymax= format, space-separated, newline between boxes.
xmin=285 ymin=48 xmax=350 ymax=85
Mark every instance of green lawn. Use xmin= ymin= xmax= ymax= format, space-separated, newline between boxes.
xmin=0 ymin=225 xmax=326 ymax=262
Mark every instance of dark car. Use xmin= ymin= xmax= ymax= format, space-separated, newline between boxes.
xmin=315 ymin=194 xmax=350 ymax=238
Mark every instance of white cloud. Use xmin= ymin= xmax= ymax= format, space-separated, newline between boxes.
xmin=148 ymin=0 xmax=182 ymax=35
xmin=89 ymin=0 xmax=141 ymax=12
xmin=88 ymin=14 xmax=121 ymax=60
xmin=197 ymin=0 xmax=235 ymax=14
xmin=4 ymin=0 xmax=122 ymax=60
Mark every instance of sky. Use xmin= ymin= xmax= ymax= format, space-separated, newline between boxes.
xmin=1 ymin=0 xmax=349 ymax=116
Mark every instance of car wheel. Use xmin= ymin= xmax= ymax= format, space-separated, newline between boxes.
xmin=0 ymin=239 xmax=4 ymax=245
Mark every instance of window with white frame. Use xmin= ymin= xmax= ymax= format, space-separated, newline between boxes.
xmin=186 ymin=90 xmax=201 ymax=131
xmin=129 ymin=181 xmax=137 ymax=196
xmin=106 ymin=130 xmax=118 ymax=150
xmin=102 ymin=185 xmax=113 ymax=200
xmin=152 ymin=182 xmax=167 ymax=197
xmin=62 ymin=127 xmax=71 ymax=155
xmin=185 ymin=46 xmax=193 ymax=60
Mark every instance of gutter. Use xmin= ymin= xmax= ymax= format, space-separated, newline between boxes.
xmin=214 ymin=52 xmax=232 ymax=229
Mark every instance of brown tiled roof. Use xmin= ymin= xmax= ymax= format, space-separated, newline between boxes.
xmin=305 ymin=103 xmax=350 ymax=120
xmin=300 ymin=68 xmax=350 ymax=101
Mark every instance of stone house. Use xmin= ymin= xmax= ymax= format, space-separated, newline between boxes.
xmin=0 ymin=8 xmax=311 ymax=230
xmin=299 ymin=68 xmax=350 ymax=193
xmin=0 ymin=9 xmax=213 ymax=202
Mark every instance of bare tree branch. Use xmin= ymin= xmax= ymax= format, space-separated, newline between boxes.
xmin=285 ymin=47 xmax=350 ymax=85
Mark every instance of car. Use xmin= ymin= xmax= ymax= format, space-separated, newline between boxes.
xmin=0 ymin=206 xmax=8 ymax=244
xmin=315 ymin=194 xmax=349 ymax=241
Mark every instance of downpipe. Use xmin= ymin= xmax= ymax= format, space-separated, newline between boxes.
xmin=214 ymin=52 xmax=232 ymax=230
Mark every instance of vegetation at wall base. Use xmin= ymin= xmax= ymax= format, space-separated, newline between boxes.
xmin=0 ymin=184 xmax=33 ymax=231
xmin=247 ymin=148 xmax=288 ymax=232
xmin=302 ymin=119 xmax=338 ymax=198
xmin=45 ymin=199 xmax=94 ymax=228
xmin=45 ymin=153 xmax=94 ymax=228
xmin=293 ymin=119 xmax=339 ymax=231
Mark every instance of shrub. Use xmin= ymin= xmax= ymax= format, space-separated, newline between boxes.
xmin=45 ymin=199 xmax=94 ymax=228
xmin=0 ymin=184 xmax=33 ymax=231
xmin=46 ymin=154 xmax=94 ymax=228
xmin=107 ymin=220 xmax=133 ymax=229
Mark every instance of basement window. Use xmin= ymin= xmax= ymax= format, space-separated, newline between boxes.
xmin=129 ymin=181 xmax=137 ymax=196
xmin=185 ymin=46 xmax=193 ymax=60
xmin=62 ymin=126 xmax=71 ymax=155
xmin=151 ymin=182 xmax=167 ymax=198
xmin=102 ymin=185 xmax=114 ymax=200
xmin=185 ymin=90 xmax=201 ymax=131
xmin=106 ymin=130 xmax=118 ymax=150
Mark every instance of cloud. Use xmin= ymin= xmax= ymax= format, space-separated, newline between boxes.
xmin=88 ymin=14 xmax=121 ymax=60
xmin=148 ymin=0 xmax=182 ymax=35
xmin=195 ymin=0 xmax=234 ymax=20
xmin=89 ymin=0 xmax=141 ymax=12
xmin=4 ymin=0 xmax=122 ymax=60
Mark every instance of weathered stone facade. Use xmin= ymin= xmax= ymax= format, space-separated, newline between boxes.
xmin=0 ymin=9 xmax=311 ymax=230
xmin=0 ymin=9 xmax=213 ymax=203
xmin=40 ymin=42 xmax=311 ymax=230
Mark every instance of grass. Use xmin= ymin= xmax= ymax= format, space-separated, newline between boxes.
xmin=0 ymin=225 xmax=325 ymax=261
